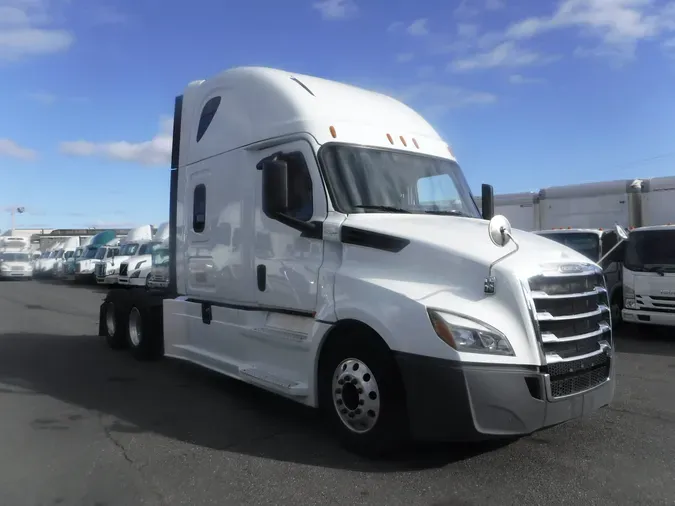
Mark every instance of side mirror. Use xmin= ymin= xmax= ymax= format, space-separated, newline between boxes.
xmin=261 ymin=160 xmax=290 ymax=216
xmin=598 ymin=223 xmax=629 ymax=269
xmin=481 ymin=183 xmax=494 ymax=221
xmin=615 ymin=223 xmax=629 ymax=241
xmin=487 ymin=214 xmax=512 ymax=248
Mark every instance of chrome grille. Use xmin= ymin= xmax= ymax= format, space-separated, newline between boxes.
xmin=95 ymin=263 xmax=106 ymax=277
xmin=526 ymin=265 xmax=612 ymax=398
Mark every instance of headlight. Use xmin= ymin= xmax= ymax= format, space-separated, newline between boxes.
xmin=0 ymin=265 xmax=8 ymax=271
xmin=427 ymin=309 xmax=514 ymax=356
xmin=624 ymin=284 xmax=636 ymax=308
xmin=130 ymin=270 xmax=140 ymax=278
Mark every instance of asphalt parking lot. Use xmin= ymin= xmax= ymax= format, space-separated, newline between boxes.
xmin=0 ymin=280 xmax=674 ymax=506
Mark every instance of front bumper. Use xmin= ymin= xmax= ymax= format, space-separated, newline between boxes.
xmin=394 ymin=351 xmax=615 ymax=442
xmin=96 ymin=275 xmax=118 ymax=285
xmin=622 ymin=309 xmax=675 ymax=327
xmin=0 ymin=270 xmax=33 ymax=279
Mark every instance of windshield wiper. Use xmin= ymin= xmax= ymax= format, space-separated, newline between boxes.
xmin=354 ymin=205 xmax=412 ymax=213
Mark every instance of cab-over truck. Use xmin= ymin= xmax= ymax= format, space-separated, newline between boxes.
xmin=99 ymin=66 xmax=620 ymax=456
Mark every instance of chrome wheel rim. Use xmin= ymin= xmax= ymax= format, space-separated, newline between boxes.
xmin=128 ymin=307 xmax=142 ymax=347
xmin=332 ymin=358 xmax=380 ymax=434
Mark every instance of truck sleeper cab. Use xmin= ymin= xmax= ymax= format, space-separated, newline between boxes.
xmin=99 ymin=67 xmax=617 ymax=456
xmin=620 ymin=225 xmax=675 ymax=328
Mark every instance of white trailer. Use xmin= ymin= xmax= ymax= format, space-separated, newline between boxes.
xmin=98 ymin=66 xmax=617 ymax=457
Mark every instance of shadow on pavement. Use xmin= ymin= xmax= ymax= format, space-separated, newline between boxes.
xmin=0 ymin=332 xmax=508 ymax=472
xmin=33 ymin=278 xmax=108 ymax=292
xmin=614 ymin=326 xmax=675 ymax=358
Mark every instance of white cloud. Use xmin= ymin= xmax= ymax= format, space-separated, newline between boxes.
xmin=0 ymin=0 xmax=74 ymax=61
xmin=407 ymin=18 xmax=429 ymax=36
xmin=25 ymin=91 xmax=56 ymax=104
xmin=485 ymin=0 xmax=505 ymax=10
xmin=312 ymin=0 xmax=357 ymax=20
xmin=387 ymin=21 xmax=404 ymax=32
xmin=396 ymin=51 xmax=414 ymax=62
xmin=397 ymin=82 xmax=497 ymax=114
xmin=509 ymin=73 xmax=546 ymax=84
xmin=450 ymin=41 xmax=557 ymax=71
xmin=0 ymin=138 xmax=38 ymax=160
xmin=506 ymin=0 xmax=675 ymax=61
xmin=59 ymin=117 xmax=173 ymax=167
xmin=25 ymin=91 xmax=89 ymax=104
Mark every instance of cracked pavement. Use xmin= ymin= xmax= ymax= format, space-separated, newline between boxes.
xmin=1 ymin=280 xmax=675 ymax=506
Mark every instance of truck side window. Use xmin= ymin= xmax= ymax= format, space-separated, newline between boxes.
xmin=193 ymin=184 xmax=206 ymax=233
xmin=196 ymin=96 xmax=221 ymax=142
xmin=283 ymin=152 xmax=313 ymax=222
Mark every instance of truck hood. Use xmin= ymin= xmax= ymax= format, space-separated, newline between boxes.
xmin=342 ymin=214 xmax=591 ymax=275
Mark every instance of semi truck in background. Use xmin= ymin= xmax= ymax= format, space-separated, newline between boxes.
xmin=97 ymin=66 xmax=618 ymax=457
xmin=146 ymin=236 xmax=170 ymax=290
xmin=64 ymin=236 xmax=94 ymax=280
xmin=94 ymin=225 xmax=154 ymax=285
xmin=118 ymin=222 xmax=169 ymax=288
xmin=483 ymin=177 xmax=675 ymax=330
xmin=0 ymin=235 xmax=34 ymax=280
xmin=74 ymin=231 xmax=119 ymax=283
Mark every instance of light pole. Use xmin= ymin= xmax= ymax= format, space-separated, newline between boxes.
xmin=10 ymin=206 xmax=25 ymax=233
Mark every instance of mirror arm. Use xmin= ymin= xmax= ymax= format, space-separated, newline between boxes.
xmin=598 ymin=238 xmax=626 ymax=268
xmin=274 ymin=212 xmax=322 ymax=239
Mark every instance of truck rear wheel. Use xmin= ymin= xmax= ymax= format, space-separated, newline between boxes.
xmin=127 ymin=299 xmax=163 ymax=361
xmin=318 ymin=329 xmax=409 ymax=458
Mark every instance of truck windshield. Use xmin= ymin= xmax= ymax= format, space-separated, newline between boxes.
xmin=95 ymin=248 xmax=107 ymax=260
xmin=625 ymin=230 xmax=675 ymax=272
xmin=120 ymin=243 xmax=139 ymax=256
xmin=320 ymin=144 xmax=481 ymax=217
xmin=539 ymin=233 xmax=600 ymax=261
xmin=1 ymin=253 xmax=30 ymax=262
xmin=73 ymin=248 xmax=83 ymax=259
xmin=83 ymin=247 xmax=98 ymax=259
xmin=152 ymin=248 xmax=170 ymax=266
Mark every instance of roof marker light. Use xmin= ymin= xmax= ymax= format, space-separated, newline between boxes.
xmin=386 ymin=133 xmax=394 ymax=145
xmin=329 ymin=126 xmax=337 ymax=138
xmin=412 ymin=138 xmax=420 ymax=149
xmin=399 ymin=136 xmax=407 ymax=147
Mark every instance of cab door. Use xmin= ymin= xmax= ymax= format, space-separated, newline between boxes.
xmin=252 ymin=139 xmax=326 ymax=313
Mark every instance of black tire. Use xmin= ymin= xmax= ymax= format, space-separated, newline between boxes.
xmin=318 ymin=329 xmax=409 ymax=458
xmin=126 ymin=293 xmax=163 ymax=361
xmin=103 ymin=292 xmax=130 ymax=350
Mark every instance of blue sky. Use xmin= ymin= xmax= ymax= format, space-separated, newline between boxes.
xmin=1 ymin=0 xmax=675 ymax=232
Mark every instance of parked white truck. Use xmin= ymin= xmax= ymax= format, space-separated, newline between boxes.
xmin=94 ymin=225 xmax=153 ymax=285
xmin=0 ymin=236 xmax=34 ymax=280
xmin=98 ymin=66 xmax=618 ymax=456
xmin=118 ymin=222 xmax=169 ymax=287
xmin=146 ymin=238 xmax=170 ymax=290
xmin=74 ymin=231 xmax=119 ymax=283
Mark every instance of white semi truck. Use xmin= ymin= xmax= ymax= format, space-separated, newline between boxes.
xmin=118 ymin=222 xmax=169 ymax=287
xmin=94 ymin=225 xmax=153 ymax=285
xmin=74 ymin=231 xmax=119 ymax=283
xmin=98 ymin=66 xmax=619 ymax=456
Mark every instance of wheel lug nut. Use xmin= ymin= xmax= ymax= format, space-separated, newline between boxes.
xmin=359 ymin=399 xmax=364 ymax=405
xmin=348 ymin=412 xmax=355 ymax=418
xmin=335 ymin=388 xmax=342 ymax=394
xmin=340 ymin=408 xmax=347 ymax=414
xmin=336 ymin=399 xmax=343 ymax=405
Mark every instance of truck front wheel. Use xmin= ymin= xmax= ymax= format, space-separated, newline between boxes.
xmin=318 ymin=330 xmax=409 ymax=458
